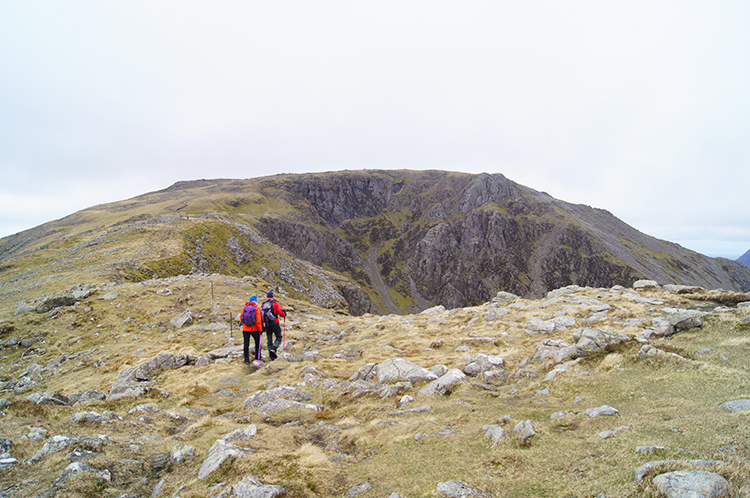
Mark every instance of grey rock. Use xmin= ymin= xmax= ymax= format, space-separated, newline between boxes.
xmin=652 ymin=470 xmax=729 ymax=498
xmin=170 ymin=444 xmax=195 ymax=464
xmin=436 ymin=480 xmax=494 ymax=497
xmin=638 ymin=345 xmax=684 ymax=361
xmin=36 ymin=292 xmax=77 ymax=313
xmin=581 ymin=405 xmax=619 ymax=417
xmin=667 ymin=310 xmax=704 ymax=335
xmin=513 ymin=420 xmax=537 ymax=445
xmin=397 ymin=395 xmax=414 ymax=408
xmin=223 ymin=424 xmax=258 ymax=442
xmin=421 ymin=305 xmax=445 ymax=316
xmin=533 ymin=339 xmax=577 ymax=364
xmin=486 ymin=304 xmax=510 ymax=321
xmin=230 ymin=476 xmax=286 ymax=498
xmin=56 ymin=461 xmax=111 ymax=485
xmin=198 ymin=439 xmax=254 ymax=481
xmin=721 ymin=399 xmax=750 ymax=413
xmin=378 ymin=358 xmax=438 ymax=384
xmin=346 ymin=481 xmax=373 ymax=497
xmin=597 ymin=426 xmax=631 ymax=439
xmin=71 ymin=411 xmax=111 ymax=424
xmin=14 ymin=304 xmax=35 ymax=316
xmin=349 ymin=363 xmax=379 ymax=382
xmin=633 ymin=280 xmax=659 ymax=290
xmin=30 ymin=435 xmax=107 ymax=463
xmin=151 ymin=478 xmax=167 ymax=498
xmin=100 ymin=291 xmax=119 ymax=300
xmin=482 ymin=369 xmax=509 ymax=385
xmin=493 ymin=291 xmax=520 ymax=305
xmin=170 ymin=310 xmax=193 ymax=328
xmin=69 ymin=390 xmax=107 ymax=405
xmin=573 ymin=328 xmax=630 ymax=356
xmin=26 ymin=391 xmax=70 ymax=406
xmin=634 ymin=459 xmax=726 ymax=482
xmin=417 ymin=369 xmax=468 ymax=396
xmin=483 ymin=425 xmax=509 ymax=447
xmin=390 ymin=404 xmax=432 ymax=416
xmin=1 ymin=336 xmax=19 ymax=347
xmin=244 ymin=386 xmax=313 ymax=410
xmin=526 ymin=317 xmax=555 ymax=334
xmin=464 ymin=354 xmax=504 ymax=377
xmin=381 ymin=381 xmax=413 ymax=398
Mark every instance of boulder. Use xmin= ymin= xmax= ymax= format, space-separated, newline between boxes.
xmin=14 ymin=304 xmax=35 ymax=316
xmin=436 ymin=480 xmax=494 ymax=497
xmin=198 ymin=439 xmax=254 ymax=481
xmin=36 ymin=292 xmax=77 ymax=313
xmin=170 ymin=310 xmax=193 ymax=328
xmin=421 ymin=305 xmax=446 ymax=316
xmin=170 ymin=444 xmax=195 ymax=464
xmin=55 ymin=462 xmax=111 ymax=485
xmin=573 ymin=328 xmax=630 ymax=356
xmin=633 ymin=280 xmax=659 ymax=290
xmin=223 ymin=424 xmax=258 ymax=443
xmin=533 ymin=339 xmax=577 ymax=364
xmin=418 ymin=369 xmax=468 ymax=396
xmin=349 ymin=363 xmax=379 ymax=382
xmin=228 ymin=476 xmax=286 ymax=498
xmin=346 ymin=481 xmax=373 ymax=497
xmin=493 ymin=291 xmax=520 ymax=305
xmin=652 ymin=470 xmax=729 ymax=498
xmin=26 ymin=391 xmax=70 ymax=406
xmin=483 ymin=425 xmax=509 ymax=447
xmin=513 ymin=420 xmax=537 ymax=445
xmin=463 ymin=354 xmax=504 ymax=377
xmin=70 ymin=411 xmax=111 ymax=424
xmin=721 ymin=399 xmax=750 ymax=413
xmin=378 ymin=358 xmax=437 ymax=384
xmin=581 ymin=405 xmax=619 ymax=417
xmin=526 ymin=317 xmax=555 ymax=334
xmin=667 ymin=310 xmax=704 ymax=336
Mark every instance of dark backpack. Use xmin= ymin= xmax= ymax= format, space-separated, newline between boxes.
xmin=261 ymin=300 xmax=277 ymax=323
xmin=241 ymin=304 xmax=257 ymax=327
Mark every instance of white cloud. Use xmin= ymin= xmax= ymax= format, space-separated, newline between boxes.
xmin=0 ymin=1 xmax=748 ymax=258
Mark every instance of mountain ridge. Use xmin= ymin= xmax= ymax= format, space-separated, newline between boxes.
xmin=1 ymin=170 xmax=748 ymax=316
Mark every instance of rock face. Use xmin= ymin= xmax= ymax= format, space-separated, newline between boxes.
xmin=250 ymin=171 xmax=750 ymax=311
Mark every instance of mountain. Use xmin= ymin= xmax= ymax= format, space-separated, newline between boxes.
xmin=739 ymin=248 xmax=750 ymax=267
xmin=3 ymin=170 xmax=750 ymax=496
xmin=1 ymin=170 xmax=749 ymax=316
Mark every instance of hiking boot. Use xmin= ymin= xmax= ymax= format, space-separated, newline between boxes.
xmin=269 ymin=350 xmax=277 ymax=360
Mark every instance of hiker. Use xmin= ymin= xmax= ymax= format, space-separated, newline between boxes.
xmin=240 ymin=295 xmax=263 ymax=364
xmin=261 ymin=290 xmax=286 ymax=360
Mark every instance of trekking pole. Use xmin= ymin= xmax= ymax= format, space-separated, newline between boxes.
xmin=282 ymin=316 xmax=286 ymax=353
xmin=256 ymin=331 xmax=262 ymax=368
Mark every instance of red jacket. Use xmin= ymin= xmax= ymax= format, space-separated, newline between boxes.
xmin=240 ymin=302 xmax=263 ymax=332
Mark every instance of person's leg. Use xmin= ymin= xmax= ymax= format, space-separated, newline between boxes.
xmin=242 ymin=331 xmax=251 ymax=363
xmin=252 ymin=331 xmax=262 ymax=362
xmin=268 ymin=322 xmax=280 ymax=359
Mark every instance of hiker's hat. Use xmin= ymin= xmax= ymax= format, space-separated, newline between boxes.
xmin=267 ymin=291 xmax=274 ymax=298
xmin=249 ymin=295 xmax=257 ymax=303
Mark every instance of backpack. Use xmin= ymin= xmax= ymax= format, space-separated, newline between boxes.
xmin=241 ymin=304 xmax=257 ymax=327
xmin=261 ymin=300 xmax=277 ymax=323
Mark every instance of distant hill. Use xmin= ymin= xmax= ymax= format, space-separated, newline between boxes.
xmin=1 ymin=170 xmax=749 ymax=315
xmin=739 ymin=248 xmax=750 ymax=267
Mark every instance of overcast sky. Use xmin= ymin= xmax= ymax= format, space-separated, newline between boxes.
xmin=1 ymin=2 xmax=748 ymax=259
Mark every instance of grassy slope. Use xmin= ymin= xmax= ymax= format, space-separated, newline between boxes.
xmin=0 ymin=276 xmax=749 ymax=497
